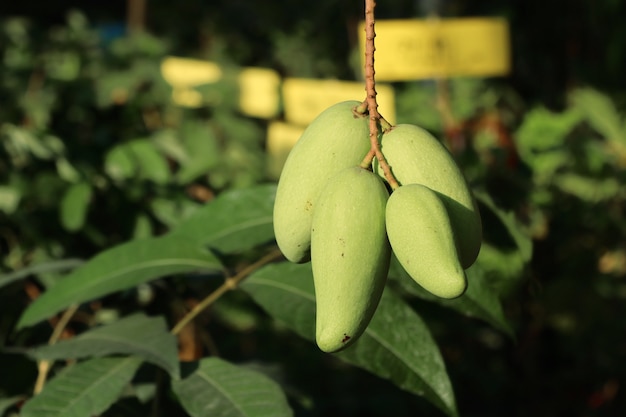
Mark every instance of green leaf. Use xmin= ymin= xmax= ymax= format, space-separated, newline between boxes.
xmin=20 ymin=356 xmax=142 ymax=417
xmin=129 ymin=140 xmax=171 ymax=184
xmin=105 ymin=144 xmax=136 ymax=182
xmin=241 ymin=262 xmax=458 ymax=417
xmin=0 ymin=185 xmax=21 ymax=214
xmin=172 ymin=357 xmax=293 ymax=417
xmin=17 ymin=235 xmax=222 ymax=329
xmin=173 ymin=184 xmax=276 ymax=254
xmin=0 ymin=395 xmax=25 ymax=415
xmin=475 ymin=191 xmax=532 ymax=262
xmin=176 ymin=121 xmax=220 ymax=184
xmin=516 ymin=106 xmax=581 ymax=152
xmin=60 ymin=182 xmax=93 ymax=232
xmin=571 ymin=88 xmax=625 ymax=144
xmin=389 ymin=257 xmax=514 ymax=337
xmin=28 ymin=314 xmax=179 ymax=378
xmin=105 ymin=140 xmax=170 ymax=184
xmin=0 ymin=258 xmax=84 ymax=290
xmin=553 ymin=173 xmax=624 ymax=202
xmin=150 ymin=197 xmax=201 ymax=228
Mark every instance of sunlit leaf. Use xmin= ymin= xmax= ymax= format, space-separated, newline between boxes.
xmin=176 ymin=120 xmax=220 ymax=184
xmin=0 ymin=185 xmax=21 ymax=214
xmin=173 ymin=184 xmax=276 ymax=254
xmin=29 ymin=314 xmax=179 ymax=378
xmin=20 ymin=357 xmax=142 ymax=417
xmin=17 ymin=235 xmax=221 ymax=329
xmin=60 ymin=181 xmax=93 ymax=232
xmin=105 ymin=139 xmax=170 ymax=184
xmin=172 ymin=357 xmax=293 ymax=417
xmin=475 ymin=191 xmax=532 ymax=262
xmin=242 ymin=262 xmax=458 ymax=417
xmin=571 ymin=88 xmax=625 ymax=144
xmin=553 ymin=173 xmax=624 ymax=202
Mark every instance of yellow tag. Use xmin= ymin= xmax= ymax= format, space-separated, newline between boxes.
xmin=238 ymin=67 xmax=281 ymax=119
xmin=359 ymin=18 xmax=510 ymax=80
xmin=266 ymin=121 xmax=305 ymax=179
xmin=161 ymin=57 xmax=223 ymax=108
xmin=282 ymin=78 xmax=396 ymax=126
xmin=161 ymin=57 xmax=222 ymax=87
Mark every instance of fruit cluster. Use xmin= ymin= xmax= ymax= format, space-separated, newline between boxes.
xmin=273 ymin=101 xmax=482 ymax=352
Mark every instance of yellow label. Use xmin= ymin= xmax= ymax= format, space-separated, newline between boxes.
xmin=238 ymin=67 xmax=281 ymax=119
xmin=266 ymin=121 xmax=305 ymax=179
xmin=282 ymin=78 xmax=396 ymax=126
xmin=359 ymin=18 xmax=510 ymax=80
xmin=161 ymin=57 xmax=222 ymax=87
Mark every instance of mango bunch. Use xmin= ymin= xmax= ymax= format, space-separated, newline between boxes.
xmin=273 ymin=101 xmax=481 ymax=352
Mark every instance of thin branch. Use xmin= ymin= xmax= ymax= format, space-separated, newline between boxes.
xmin=171 ymin=249 xmax=283 ymax=336
xmin=360 ymin=0 xmax=399 ymax=189
xmin=33 ymin=304 xmax=79 ymax=395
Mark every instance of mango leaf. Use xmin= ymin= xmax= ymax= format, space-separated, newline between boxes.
xmin=389 ymin=258 xmax=514 ymax=337
xmin=553 ymin=173 xmax=624 ymax=202
xmin=475 ymin=191 xmax=532 ymax=262
xmin=105 ymin=139 xmax=170 ymax=184
xmin=20 ymin=356 xmax=142 ymax=417
xmin=172 ymin=357 xmax=293 ymax=417
xmin=130 ymin=139 xmax=171 ymax=184
xmin=515 ymin=106 xmax=581 ymax=152
xmin=0 ymin=258 xmax=84 ymax=290
xmin=150 ymin=197 xmax=201 ymax=228
xmin=17 ymin=235 xmax=221 ymax=329
xmin=104 ymin=143 xmax=135 ymax=182
xmin=571 ymin=88 xmax=625 ymax=144
xmin=0 ymin=185 xmax=21 ymax=214
xmin=60 ymin=181 xmax=93 ymax=232
xmin=173 ymin=184 xmax=276 ymax=254
xmin=176 ymin=120 xmax=220 ymax=184
xmin=241 ymin=262 xmax=458 ymax=417
xmin=28 ymin=314 xmax=179 ymax=378
xmin=0 ymin=396 xmax=25 ymax=415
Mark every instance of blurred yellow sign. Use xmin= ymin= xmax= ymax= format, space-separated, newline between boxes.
xmin=238 ymin=67 xmax=281 ymax=119
xmin=161 ymin=57 xmax=223 ymax=86
xmin=282 ymin=78 xmax=396 ymax=126
xmin=161 ymin=57 xmax=281 ymax=118
xmin=359 ymin=18 xmax=510 ymax=80
xmin=161 ymin=57 xmax=223 ymax=108
xmin=266 ymin=121 xmax=305 ymax=179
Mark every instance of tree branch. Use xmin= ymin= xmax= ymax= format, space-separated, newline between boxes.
xmin=360 ymin=0 xmax=399 ymax=189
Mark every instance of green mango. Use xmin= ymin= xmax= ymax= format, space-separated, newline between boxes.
xmin=311 ymin=166 xmax=390 ymax=352
xmin=274 ymin=101 xmax=370 ymax=263
xmin=386 ymin=184 xmax=466 ymax=299
xmin=374 ymin=124 xmax=481 ymax=268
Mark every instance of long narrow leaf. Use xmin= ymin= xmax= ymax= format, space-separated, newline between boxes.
xmin=0 ymin=396 xmax=25 ymax=415
xmin=389 ymin=257 xmax=514 ymax=337
xmin=241 ymin=262 xmax=458 ymax=417
xmin=0 ymin=259 xmax=84 ymax=290
xmin=28 ymin=314 xmax=179 ymax=378
xmin=172 ymin=357 xmax=293 ymax=417
xmin=20 ymin=356 xmax=142 ymax=417
xmin=173 ymin=184 xmax=276 ymax=253
xmin=17 ymin=235 xmax=221 ymax=329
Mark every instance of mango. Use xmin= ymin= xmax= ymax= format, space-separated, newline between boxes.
xmin=274 ymin=101 xmax=370 ymax=263
xmin=386 ymin=184 xmax=466 ymax=299
xmin=374 ymin=124 xmax=481 ymax=268
xmin=311 ymin=166 xmax=390 ymax=352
